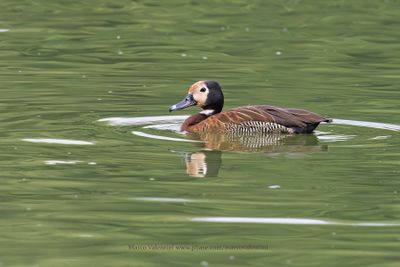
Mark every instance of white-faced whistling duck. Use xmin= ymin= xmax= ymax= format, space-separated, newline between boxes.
xmin=169 ymin=80 xmax=331 ymax=134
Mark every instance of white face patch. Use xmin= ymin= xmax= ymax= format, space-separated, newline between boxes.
xmin=192 ymin=83 xmax=209 ymax=106
xmin=200 ymin=109 xmax=215 ymax=116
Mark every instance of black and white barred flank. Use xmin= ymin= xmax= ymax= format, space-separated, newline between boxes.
xmin=234 ymin=134 xmax=284 ymax=148
xmin=225 ymin=121 xmax=292 ymax=135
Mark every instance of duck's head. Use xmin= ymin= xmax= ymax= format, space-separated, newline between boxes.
xmin=169 ymin=80 xmax=224 ymax=115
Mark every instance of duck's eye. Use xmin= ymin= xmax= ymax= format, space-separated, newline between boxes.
xmin=200 ymin=87 xmax=207 ymax=93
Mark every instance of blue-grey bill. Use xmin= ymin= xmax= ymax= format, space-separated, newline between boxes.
xmin=169 ymin=94 xmax=197 ymax=112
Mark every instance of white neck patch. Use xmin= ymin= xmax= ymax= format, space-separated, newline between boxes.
xmin=200 ymin=109 xmax=215 ymax=116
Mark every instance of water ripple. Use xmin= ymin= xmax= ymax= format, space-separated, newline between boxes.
xmin=98 ymin=115 xmax=188 ymax=126
xmin=133 ymin=197 xmax=197 ymax=203
xmin=332 ymin=119 xmax=400 ymax=132
xmin=22 ymin=138 xmax=94 ymax=145
xmin=315 ymin=131 xmax=356 ymax=142
xmin=45 ymin=160 xmax=81 ymax=165
xmin=191 ymin=217 xmax=400 ymax=227
xmin=132 ymin=131 xmax=201 ymax=143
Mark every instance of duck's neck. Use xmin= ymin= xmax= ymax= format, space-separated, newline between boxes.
xmin=181 ymin=110 xmax=219 ymax=132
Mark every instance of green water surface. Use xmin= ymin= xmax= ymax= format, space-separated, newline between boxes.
xmin=1 ymin=1 xmax=399 ymax=266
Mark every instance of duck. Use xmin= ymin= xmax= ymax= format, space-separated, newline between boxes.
xmin=169 ymin=80 xmax=331 ymax=134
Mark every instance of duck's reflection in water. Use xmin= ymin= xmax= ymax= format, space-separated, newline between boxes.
xmin=184 ymin=151 xmax=222 ymax=177
xmin=182 ymin=133 xmax=327 ymax=177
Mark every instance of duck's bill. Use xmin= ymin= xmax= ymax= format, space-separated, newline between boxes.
xmin=169 ymin=94 xmax=197 ymax=112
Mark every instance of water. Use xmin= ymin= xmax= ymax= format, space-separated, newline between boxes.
xmin=1 ymin=0 xmax=400 ymax=266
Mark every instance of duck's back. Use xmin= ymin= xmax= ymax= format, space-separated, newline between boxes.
xmin=187 ymin=105 xmax=331 ymax=134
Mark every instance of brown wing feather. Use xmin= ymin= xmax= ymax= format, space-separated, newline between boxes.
xmin=255 ymin=105 xmax=329 ymax=127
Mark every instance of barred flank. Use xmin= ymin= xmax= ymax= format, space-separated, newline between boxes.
xmin=225 ymin=121 xmax=291 ymax=135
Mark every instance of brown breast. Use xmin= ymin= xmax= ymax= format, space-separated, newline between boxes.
xmin=184 ymin=105 xmax=330 ymax=134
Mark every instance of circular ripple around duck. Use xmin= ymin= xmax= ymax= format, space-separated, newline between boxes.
xmin=99 ymin=116 xmax=399 ymax=143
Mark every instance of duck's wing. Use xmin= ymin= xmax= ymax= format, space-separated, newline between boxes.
xmin=260 ymin=106 xmax=330 ymax=125
xmin=212 ymin=105 xmax=330 ymax=133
